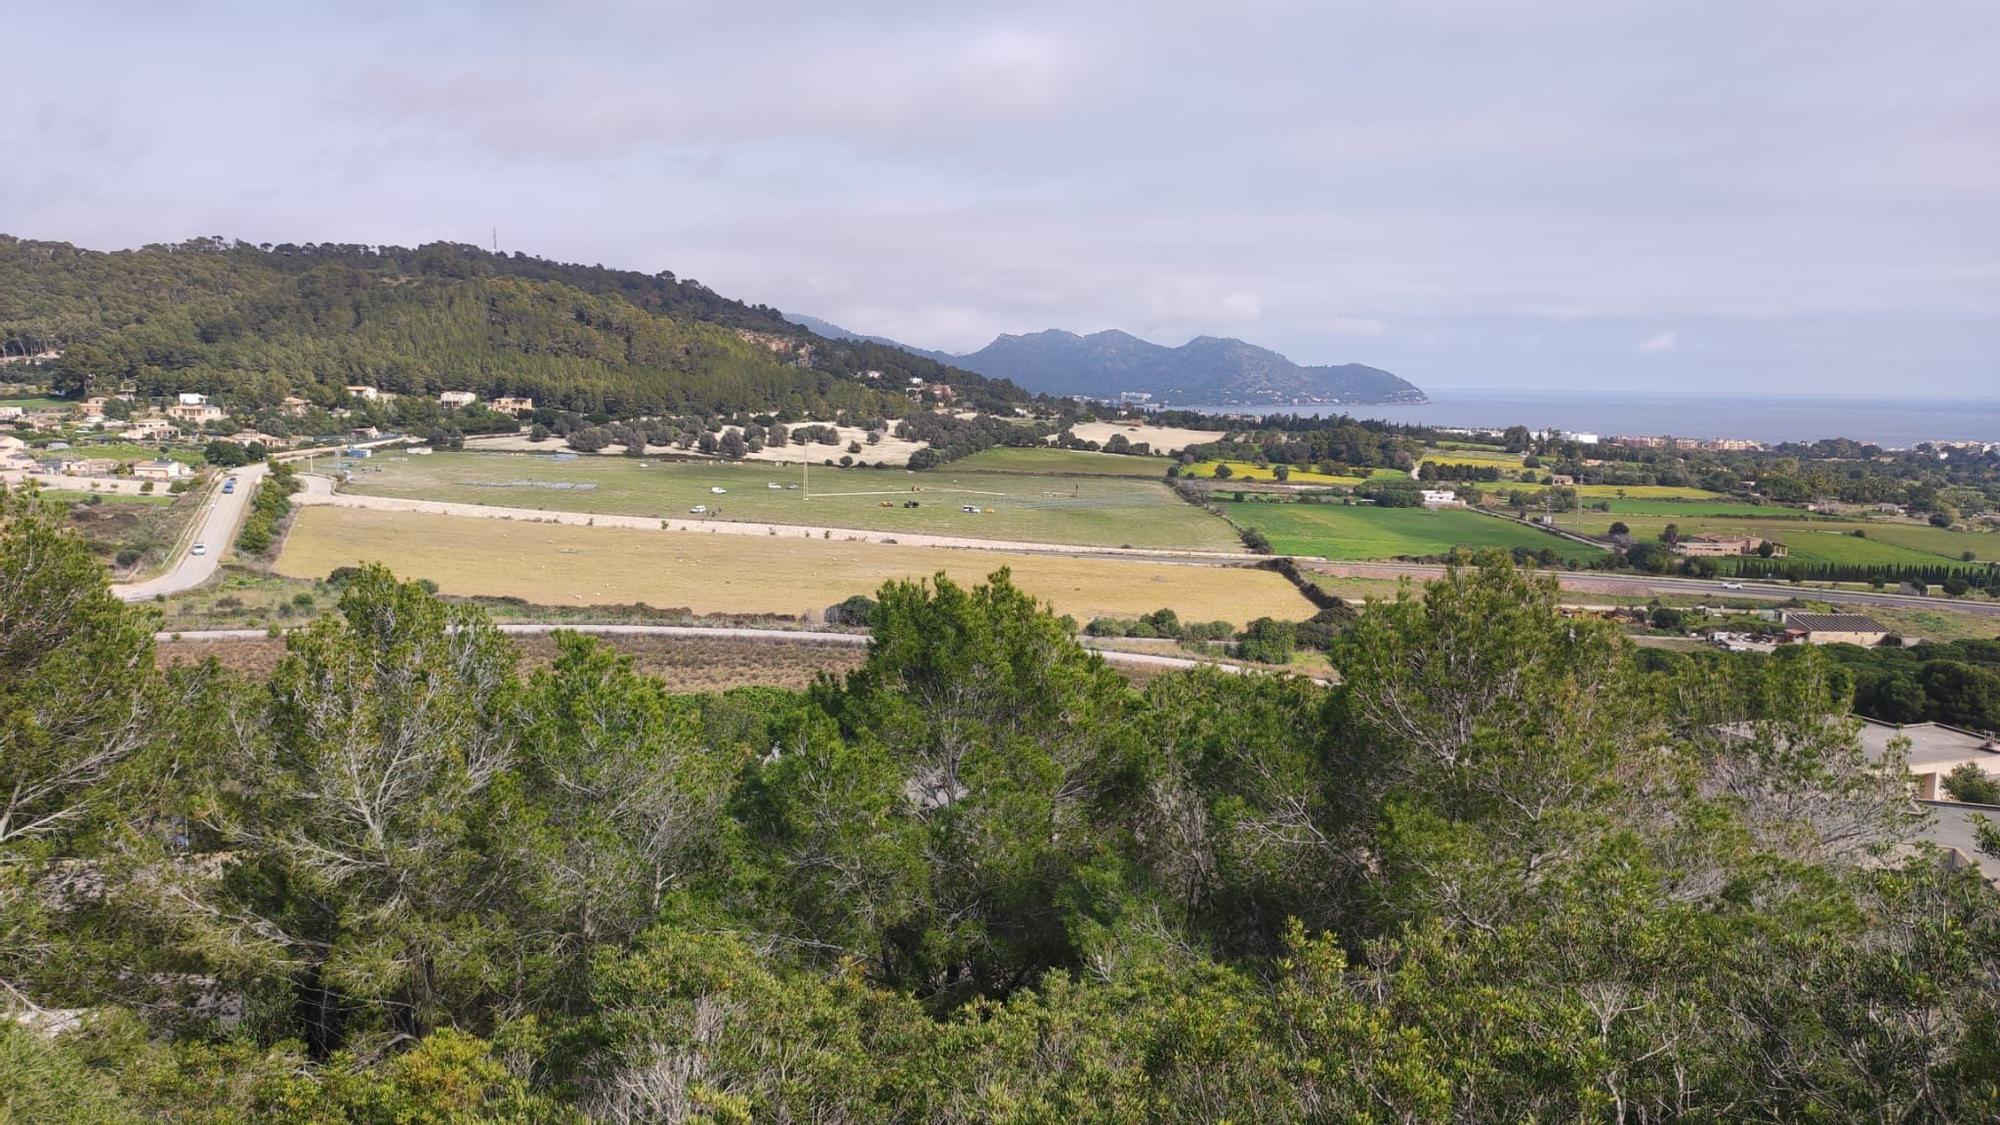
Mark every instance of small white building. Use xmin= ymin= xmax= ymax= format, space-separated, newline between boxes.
xmin=1420 ymin=489 xmax=1462 ymax=508
xmin=439 ymin=390 xmax=478 ymax=407
xmin=344 ymin=385 xmax=381 ymax=401
xmin=176 ymin=392 xmax=209 ymax=407
xmin=132 ymin=459 xmax=191 ymax=481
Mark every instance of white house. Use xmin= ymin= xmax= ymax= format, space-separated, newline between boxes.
xmin=165 ymin=401 xmax=225 ymax=423
xmin=438 ymin=390 xmax=478 ymax=407
xmin=124 ymin=418 xmax=179 ymax=441
xmin=132 ymin=459 xmax=191 ymax=481
xmin=176 ymin=392 xmax=208 ymax=407
xmin=344 ymin=385 xmax=381 ymax=401
xmin=1419 ymin=489 xmax=1462 ymax=508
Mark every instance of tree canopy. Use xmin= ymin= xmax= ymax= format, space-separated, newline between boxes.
xmin=4 ymin=494 xmax=1999 ymax=1120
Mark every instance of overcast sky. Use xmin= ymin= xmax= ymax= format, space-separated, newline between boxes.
xmin=7 ymin=0 xmax=1997 ymax=395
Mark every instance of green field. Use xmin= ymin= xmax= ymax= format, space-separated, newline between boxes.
xmin=1224 ymin=501 xmax=1605 ymax=561
xmin=1183 ymin=460 xmax=1407 ymax=486
xmin=949 ymin=447 xmax=1170 ymax=476
xmin=1420 ymin=447 xmax=1521 ymax=469
xmin=0 ymin=395 xmax=68 ymax=410
xmin=1502 ymin=483 xmax=1726 ymax=500
xmin=1555 ymin=507 xmax=2000 ymax=566
xmin=341 ymin=452 xmax=1241 ymax=551
xmin=35 ymin=490 xmax=175 ymax=506
xmin=54 ymin=442 xmax=206 ymax=466
xmin=1579 ymin=498 xmax=1804 ymax=517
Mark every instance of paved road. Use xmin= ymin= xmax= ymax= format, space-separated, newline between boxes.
xmin=153 ymin=622 xmax=1275 ymax=677
xmin=111 ymin=464 xmax=266 ymax=601
xmin=1320 ymin=562 xmax=2000 ymax=618
xmin=108 ymin=438 xmax=411 ymax=603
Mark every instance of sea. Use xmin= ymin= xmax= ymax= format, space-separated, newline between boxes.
xmin=1178 ymin=390 xmax=2000 ymax=449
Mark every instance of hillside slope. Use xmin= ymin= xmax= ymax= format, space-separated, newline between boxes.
xmin=0 ymin=236 xmax=1027 ymax=417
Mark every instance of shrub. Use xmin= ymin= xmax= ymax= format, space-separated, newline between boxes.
xmin=1942 ymin=762 xmax=2000 ymax=805
xmin=1236 ymin=617 xmax=1296 ymax=664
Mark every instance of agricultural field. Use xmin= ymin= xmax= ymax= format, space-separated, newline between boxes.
xmin=275 ymin=507 xmax=1316 ymax=622
xmin=949 ymin=447 xmax=1170 ymax=476
xmin=1554 ymin=507 xmax=2000 ymax=566
xmin=338 ymin=451 xmax=1238 ymax=551
xmin=1067 ymin=420 xmax=1223 ymax=453
xmin=1575 ymin=498 xmax=1807 ymax=518
xmin=1223 ymin=501 xmax=1606 ymax=562
xmin=1497 ymin=482 xmax=1727 ymax=501
xmin=56 ymin=441 xmax=207 ymax=466
xmin=1181 ymin=461 xmax=1392 ymax=486
xmin=0 ymin=394 xmax=68 ymax=410
xmin=1420 ymin=446 xmax=1521 ymax=469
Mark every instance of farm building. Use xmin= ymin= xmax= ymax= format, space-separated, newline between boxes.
xmin=1781 ymin=611 xmax=1890 ymax=646
xmin=1675 ymin=534 xmax=1787 ymax=558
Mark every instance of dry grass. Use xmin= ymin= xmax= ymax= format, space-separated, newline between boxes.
xmin=276 ymin=507 xmax=1316 ymax=621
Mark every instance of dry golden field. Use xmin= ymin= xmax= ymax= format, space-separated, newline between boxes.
xmin=275 ymin=507 xmax=1314 ymax=623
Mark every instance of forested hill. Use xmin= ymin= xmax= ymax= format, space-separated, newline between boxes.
xmin=951 ymin=329 xmax=1427 ymax=406
xmin=0 ymin=236 xmax=1029 ymax=417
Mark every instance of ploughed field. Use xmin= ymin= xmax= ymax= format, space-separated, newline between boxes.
xmin=335 ymin=450 xmax=1238 ymax=551
xmin=1222 ymin=501 xmax=1606 ymax=562
xmin=276 ymin=506 xmax=1315 ymax=622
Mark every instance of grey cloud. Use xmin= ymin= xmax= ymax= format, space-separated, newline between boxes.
xmin=3 ymin=0 xmax=1996 ymax=392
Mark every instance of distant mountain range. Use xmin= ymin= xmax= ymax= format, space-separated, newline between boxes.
xmin=786 ymin=315 xmax=1426 ymax=406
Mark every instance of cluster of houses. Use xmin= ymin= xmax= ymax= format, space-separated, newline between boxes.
xmin=0 ymin=430 xmax=194 ymax=486
xmin=338 ymin=385 xmax=534 ymax=414
xmin=1611 ymin=435 xmax=1765 ymax=452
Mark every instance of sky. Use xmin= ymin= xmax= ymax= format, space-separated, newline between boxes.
xmin=6 ymin=0 xmax=1997 ymax=395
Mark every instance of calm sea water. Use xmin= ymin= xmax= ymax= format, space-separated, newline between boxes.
xmin=1184 ymin=390 xmax=2000 ymax=448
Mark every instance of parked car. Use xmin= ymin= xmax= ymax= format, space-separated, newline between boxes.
xmin=690 ymin=505 xmax=708 ymax=514
xmin=190 ymin=543 xmax=207 ymax=556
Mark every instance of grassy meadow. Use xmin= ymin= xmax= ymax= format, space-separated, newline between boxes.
xmin=948 ymin=447 xmax=1171 ymax=476
xmin=1224 ymin=501 xmax=1606 ymax=562
xmin=337 ymin=451 xmax=1239 ymax=551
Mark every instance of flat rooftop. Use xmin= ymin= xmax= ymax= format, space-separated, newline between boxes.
xmin=1916 ymin=800 xmax=2000 ymax=883
xmin=1858 ymin=718 xmax=2000 ymax=770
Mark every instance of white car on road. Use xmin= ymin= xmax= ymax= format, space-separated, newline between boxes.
xmin=1721 ymin=581 xmax=1743 ymax=590
xmin=191 ymin=543 xmax=208 ymax=556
